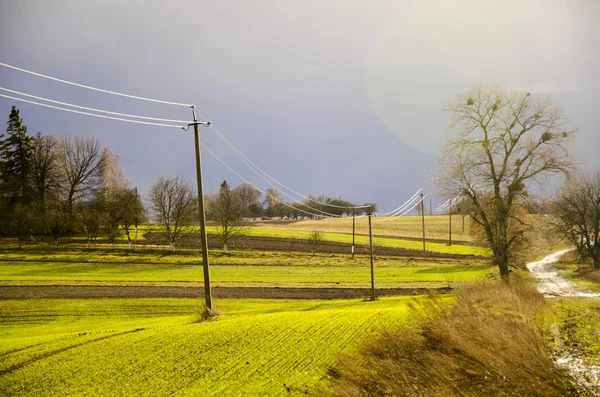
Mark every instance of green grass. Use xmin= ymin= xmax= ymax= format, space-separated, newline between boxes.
xmin=544 ymin=297 xmax=600 ymax=367
xmin=0 ymin=248 xmax=492 ymax=288
xmin=0 ymin=296 xmax=432 ymax=396
xmin=551 ymin=262 xmax=600 ymax=293
xmin=134 ymin=221 xmax=488 ymax=256
xmin=251 ymin=215 xmax=473 ymax=242
xmin=237 ymin=227 xmax=488 ymax=256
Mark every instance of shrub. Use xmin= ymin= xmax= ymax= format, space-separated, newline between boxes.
xmin=324 ymin=281 xmax=582 ymax=396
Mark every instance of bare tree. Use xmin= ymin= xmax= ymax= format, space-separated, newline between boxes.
xmin=58 ymin=136 xmax=104 ymax=221
xmin=30 ymin=132 xmax=62 ymax=209
xmin=99 ymin=148 xmax=128 ymax=191
xmin=307 ymin=230 xmax=324 ymax=256
xmin=77 ymin=199 xmax=102 ymax=248
xmin=551 ymin=171 xmax=600 ymax=270
xmin=263 ymin=187 xmax=282 ymax=218
xmin=120 ymin=188 xmax=145 ymax=249
xmin=232 ymin=183 xmax=261 ymax=217
xmin=208 ymin=180 xmax=248 ymax=253
xmin=45 ymin=200 xmax=69 ymax=249
xmin=99 ymin=188 xmax=127 ymax=249
xmin=149 ymin=175 xmax=196 ymax=251
xmin=431 ymin=85 xmax=575 ymax=279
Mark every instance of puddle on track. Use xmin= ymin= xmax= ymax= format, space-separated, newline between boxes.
xmin=527 ymin=250 xmax=600 ymax=394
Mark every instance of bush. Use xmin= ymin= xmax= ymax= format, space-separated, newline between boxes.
xmin=324 ymin=281 xmax=582 ymax=396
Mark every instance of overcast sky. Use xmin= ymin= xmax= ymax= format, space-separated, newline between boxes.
xmin=1 ymin=0 xmax=598 ymax=211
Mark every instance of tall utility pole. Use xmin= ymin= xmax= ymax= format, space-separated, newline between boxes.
xmin=134 ymin=187 xmax=138 ymax=241
xmin=448 ymin=205 xmax=452 ymax=246
xmin=420 ymin=191 xmax=426 ymax=252
xmin=429 ymin=197 xmax=432 ymax=216
xmin=368 ymin=208 xmax=375 ymax=301
xmin=191 ymin=107 xmax=213 ymax=311
xmin=352 ymin=215 xmax=356 ymax=258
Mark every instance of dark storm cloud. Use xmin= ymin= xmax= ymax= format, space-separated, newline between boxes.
xmin=0 ymin=0 xmax=598 ymax=211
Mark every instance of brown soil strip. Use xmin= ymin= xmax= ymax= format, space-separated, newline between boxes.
xmin=0 ymin=285 xmax=451 ymax=300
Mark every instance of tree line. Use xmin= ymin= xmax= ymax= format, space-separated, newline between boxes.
xmin=0 ymin=106 xmax=144 ymax=248
xmin=1 ymin=106 xmax=374 ymax=250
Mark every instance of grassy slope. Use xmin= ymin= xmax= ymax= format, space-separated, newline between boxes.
xmin=0 ymin=297 xmax=426 ymax=396
xmin=251 ymin=215 xmax=473 ymax=242
xmin=544 ymin=297 xmax=600 ymax=367
xmin=0 ymin=248 xmax=492 ymax=288
xmin=81 ymin=218 xmax=486 ymax=256
xmin=551 ymin=262 xmax=600 ymax=293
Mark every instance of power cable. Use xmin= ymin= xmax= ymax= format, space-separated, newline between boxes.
xmin=202 ymin=116 xmax=370 ymax=210
xmin=0 ymin=93 xmax=186 ymax=129
xmin=376 ymin=194 xmax=428 ymax=222
xmin=0 ymin=87 xmax=189 ymax=123
xmin=0 ymin=61 xmax=193 ymax=107
xmin=198 ymin=140 xmax=341 ymax=219
xmin=377 ymin=190 xmax=421 ymax=216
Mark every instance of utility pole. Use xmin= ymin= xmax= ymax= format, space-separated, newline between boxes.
xmin=191 ymin=107 xmax=213 ymax=311
xmin=368 ymin=208 xmax=375 ymax=301
xmin=420 ymin=191 xmax=426 ymax=252
xmin=448 ymin=205 xmax=452 ymax=246
xmin=134 ymin=187 xmax=138 ymax=242
xmin=429 ymin=197 xmax=432 ymax=216
xmin=352 ymin=215 xmax=355 ymax=258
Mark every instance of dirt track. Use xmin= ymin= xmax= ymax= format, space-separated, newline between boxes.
xmin=0 ymin=285 xmax=451 ymax=300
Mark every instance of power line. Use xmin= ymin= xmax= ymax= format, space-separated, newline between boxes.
xmin=377 ymin=189 xmax=421 ymax=216
xmin=204 ymin=117 xmax=370 ymax=210
xmin=0 ymin=87 xmax=190 ymax=123
xmin=386 ymin=194 xmax=421 ymax=216
xmin=198 ymin=140 xmax=342 ymax=219
xmin=202 ymin=136 xmax=345 ymax=217
xmin=376 ymin=194 xmax=428 ymax=222
xmin=0 ymin=93 xmax=186 ymax=129
xmin=0 ymin=61 xmax=193 ymax=107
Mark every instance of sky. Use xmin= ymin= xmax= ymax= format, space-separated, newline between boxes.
xmin=0 ymin=0 xmax=598 ymax=212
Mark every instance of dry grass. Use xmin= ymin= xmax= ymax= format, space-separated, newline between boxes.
xmin=558 ymin=250 xmax=600 ymax=286
xmin=323 ymin=281 xmax=583 ymax=397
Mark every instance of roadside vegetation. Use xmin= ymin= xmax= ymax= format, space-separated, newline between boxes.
xmin=323 ymin=281 xmax=588 ymax=396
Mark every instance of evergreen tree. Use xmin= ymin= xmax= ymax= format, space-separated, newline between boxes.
xmin=0 ymin=106 xmax=34 ymax=205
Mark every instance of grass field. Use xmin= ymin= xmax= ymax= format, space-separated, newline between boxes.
xmin=251 ymin=215 xmax=472 ymax=242
xmin=0 ymin=247 xmax=492 ymax=289
xmin=107 ymin=222 xmax=487 ymax=256
xmin=0 ymin=296 xmax=435 ymax=396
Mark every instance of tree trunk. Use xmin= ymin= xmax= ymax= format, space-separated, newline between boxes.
xmin=594 ymin=255 xmax=600 ymax=271
xmin=170 ymin=241 xmax=174 ymax=252
xmin=495 ymin=248 xmax=510 ymax=281
xmin=129 ymin=240 xmax=133 ymax=250
xmin=54 ymin=237 xmax=58 ymax=250
xmin=87 ymin=238 xmax=90 ymax=249
xmin=112 ymin=242 xmax=115 ymax=249
xmin=223 ymin=243 xmax=228 ymax=254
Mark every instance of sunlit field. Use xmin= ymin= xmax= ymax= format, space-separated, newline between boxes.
xmin=0 ymin=297 xmax=436 ymax=396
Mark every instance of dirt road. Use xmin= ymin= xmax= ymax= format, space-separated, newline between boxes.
xmin=527 ymin=250 xmax=600 ymax=394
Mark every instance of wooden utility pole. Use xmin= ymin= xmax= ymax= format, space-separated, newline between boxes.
xmin=448 ymin=205 xmax=452 ymax=246
xmin=420 ymin=191 xmax=426 ymax=252
xmin=191 ymin=107 xmax=213 ymax=311
xmin=368 ymin=210 xmax=375 ymax=301
xmin=429 ymin=197 xmax=432 ymax=216
xmin=134 ymin=187 xmax=138 ymax=241
xmin=352 ymin=215 xmax=355 ymax=258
